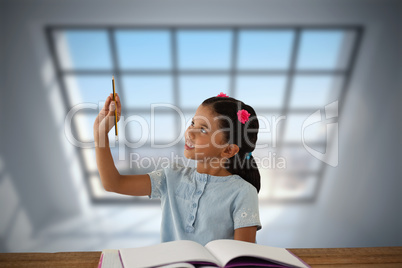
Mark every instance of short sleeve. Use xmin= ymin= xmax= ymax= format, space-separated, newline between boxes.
xmin=233 ymin=185 xmax=262 ymax=230
xmin=147 ymin=168 xmax=167 ymax=199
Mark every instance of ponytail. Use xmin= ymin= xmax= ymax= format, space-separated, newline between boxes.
xmin=226 ymin=151 xmax=260 ymax=193
xmin=202 ymin=97 xmax=261 ymax=193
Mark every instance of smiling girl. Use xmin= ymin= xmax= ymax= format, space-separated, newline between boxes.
xmin=94 ymin=92 xmax=261 ymax=246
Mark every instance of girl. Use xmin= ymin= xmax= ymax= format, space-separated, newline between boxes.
xmin=93 ymin=92 xmax=261 ymax=246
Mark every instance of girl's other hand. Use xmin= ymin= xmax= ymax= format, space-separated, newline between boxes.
xmin=93 ymin=93 xmax=121 ymax=139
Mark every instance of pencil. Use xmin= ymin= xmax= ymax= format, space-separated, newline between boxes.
xmin=112 ymin=76 xmax=118 ymax=141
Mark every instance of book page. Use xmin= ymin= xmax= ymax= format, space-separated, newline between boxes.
xmin=100 ymin=249 xmax=123 ymax=268
xmin=205 ymin=240 xmax=309 ymax=268
xmin=119 ymin=240 xmax=219 ymax=268
xmin=157 ymin=263 xmax=195 ymax=268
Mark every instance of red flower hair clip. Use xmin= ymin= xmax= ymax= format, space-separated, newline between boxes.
xmin=217 ymin=92 xmax=229 ymax=97
xmin=237 ymin=109 xmax=251 ymax=124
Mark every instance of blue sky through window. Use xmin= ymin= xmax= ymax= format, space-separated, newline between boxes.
xmin=115 ymin=30 xmax=171 ymax=69
xmin=297 ymin=30 xmax=344 ymax=69
xmin=178 ymin=30 xmax=232 ymax=69
xmin=238 ymin=30 xmax=294 ymax=69
xmin=62 ymin=30 xmax=112 ymax=69
xmin=122 ymin=75 xmax=174 ymax=108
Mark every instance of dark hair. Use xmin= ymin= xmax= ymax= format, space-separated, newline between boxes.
xmin=202 ymin=96 xmax=260 ymax=193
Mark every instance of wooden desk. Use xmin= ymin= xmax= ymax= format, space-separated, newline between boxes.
xmin=0 ymin=247 xmax=401 ymax=267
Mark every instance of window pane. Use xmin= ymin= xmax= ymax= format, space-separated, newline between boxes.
xmin=124 ymin=113 xmax=150 ymax=145
xmin=178 ymin=30 xmax=232 ymax=69
xmin=152 ymin=113 xmax=182 ymax=145
xmin=255 ymin=113 xmax=284 ymax=147
xmin=73 ymin=113 xmax=96 ymax=143
xmin=254 ymin=148 xmax=281 ymax=199
xmin=290 ymin=75 xmax=343 ymax=109
xmin=115 ymin=30 xmax=171 ymax=69
xmin=64 ymin=75 xmax=115 ymax=107
xmin=253 ymin=147 xmax=285 ymax=170
xmin=297 ymin=30 xmax=345 ymax=69
xmin=283 ymin=113 xmax=327 ymax=144
xmin=258 ymin=167 xmax=275 ymax=200
xmin=54 ymin=30 xmax=112 ymax=70
xmin=279 ymin=145 xmax=323 ymax=172
xmin=125 ymin=112 xmax=180 ymax=145
xmin=82 ymin=148 xmax=97 ymax=172
xmin=236 ymin=75 xmax=287 ymax=109
xmin=122 ymin=75 xmax=174 ymax=108
xmin=179 ymin=75 xmax=230 ymax=108
xmin=73 ymin=113 xmax=116 ymax=143
xmin=126 ymin=145 xmax=195 ymax=173
xmin=238 ymin=30 xmax=294 ymax=69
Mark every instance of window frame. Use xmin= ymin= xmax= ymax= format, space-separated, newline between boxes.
xmin=45 ymin=25 xmax=364 ymax=205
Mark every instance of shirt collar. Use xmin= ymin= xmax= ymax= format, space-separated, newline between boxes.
xmin=193 ymin=169 xmax=239 ymax=182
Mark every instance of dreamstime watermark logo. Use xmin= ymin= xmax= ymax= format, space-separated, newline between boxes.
xmin=64 ymin=100 xmax=338 ymax=167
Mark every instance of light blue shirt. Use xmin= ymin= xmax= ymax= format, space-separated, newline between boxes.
xmin=147 ymin=162 xmax=262 ymax=246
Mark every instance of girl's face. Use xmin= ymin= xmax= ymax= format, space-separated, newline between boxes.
xmin=184 ymin=105 xmax=229 ymax=162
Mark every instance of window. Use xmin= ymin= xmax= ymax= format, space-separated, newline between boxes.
xmin=47 ymin=26 xmax=362 ymax=204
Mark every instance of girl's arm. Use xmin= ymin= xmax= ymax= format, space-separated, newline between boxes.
xmin=94 ymin=94 xmax=151 ymax=196
xmin=234 ymin=226 xmax=257 ymax=243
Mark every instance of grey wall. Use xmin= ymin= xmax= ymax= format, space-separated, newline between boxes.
xmin=305 ymin=10 xmax=401 ymax=246
xmin=1 ymin=0 xmax=4 ymax=143
xmin=2 ymin=0 xmax=84 ymax=234
xmin=1 ymin=0 xmax=401 ymax=252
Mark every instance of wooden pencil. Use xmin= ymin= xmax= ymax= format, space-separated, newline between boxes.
xmin=112 ymin=76 xmax=118 ymax=141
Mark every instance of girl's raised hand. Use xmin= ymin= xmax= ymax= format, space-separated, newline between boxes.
xmin=93 ymin=93 xmax=122 ymax=140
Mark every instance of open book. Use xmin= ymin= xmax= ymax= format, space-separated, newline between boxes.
xmin=98 ymin=239 xmax=310 ymax=268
